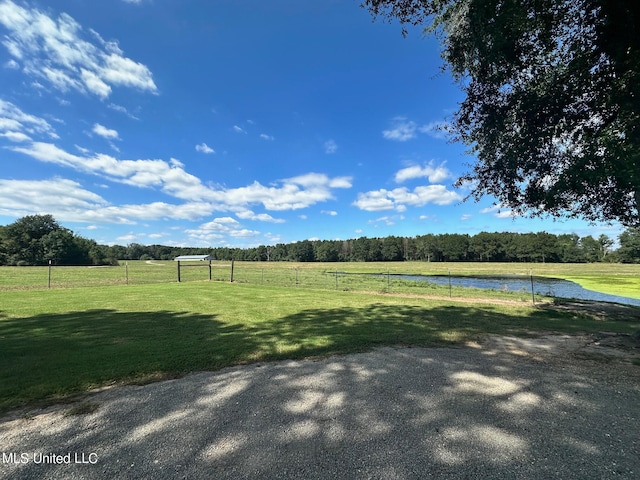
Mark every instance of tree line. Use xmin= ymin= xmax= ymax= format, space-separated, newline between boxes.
xmin=211 ymin=231 xmax=640 ymax=264
xmin=2 ymin=215 xmax=639 ymax=266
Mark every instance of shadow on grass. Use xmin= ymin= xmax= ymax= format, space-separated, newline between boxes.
xmin=0 ymin=309 xmax=255 ymax=411
xmin=246 ymin=301 xmax=639 ymax=360
xmin=1 ymin=300 xmax=638 ymax=412
xmin=2 ymin=312 xmax=639 ymax=479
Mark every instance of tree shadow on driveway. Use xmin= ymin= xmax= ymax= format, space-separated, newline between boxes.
xmin=1 ymin=303 xmax=639 ymax=479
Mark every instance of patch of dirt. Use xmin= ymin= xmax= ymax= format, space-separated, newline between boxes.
xmin=474 ymin=332 xmax=640 ymax=383
xmin=540 ymin=299 xmax=640 ymax=322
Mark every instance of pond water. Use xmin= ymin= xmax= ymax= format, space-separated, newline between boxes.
xmin=392 ymin=274 xmax=640 ymax=307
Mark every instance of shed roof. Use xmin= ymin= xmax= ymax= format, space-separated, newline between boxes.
xmin=174 ymin=255 xmax=213 ymax=261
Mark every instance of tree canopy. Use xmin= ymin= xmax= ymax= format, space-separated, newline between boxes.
xmin=0 ymin=215 xmax=117 ymax=266
xmin=362 ymin=0 xmax=640 ymax=226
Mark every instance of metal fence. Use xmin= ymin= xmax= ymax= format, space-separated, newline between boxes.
xmin=3 ymin=261 xmax=635 ymax=306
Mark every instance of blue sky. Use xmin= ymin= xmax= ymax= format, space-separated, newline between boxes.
xmin=0 ymin=0 xmax=621 ymax=248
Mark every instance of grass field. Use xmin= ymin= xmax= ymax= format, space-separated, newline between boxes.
xmin=1 ymin=260 xmax=639 ymax=299
xmin=1 ymin=278 xmax=639 ymax=412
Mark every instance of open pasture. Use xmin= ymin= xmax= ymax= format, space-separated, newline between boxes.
xmin=1 ymin=279 xmax=639 ymax=412
xmin=1 ymin=261 xmax=638 ymax=300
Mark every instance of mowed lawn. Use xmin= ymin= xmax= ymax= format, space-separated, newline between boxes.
xmin=1 ymin=281 xmax=639 ymax=412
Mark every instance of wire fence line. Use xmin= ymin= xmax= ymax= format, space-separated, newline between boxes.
xmin=0 ymin=261 xmax=549 ymax=304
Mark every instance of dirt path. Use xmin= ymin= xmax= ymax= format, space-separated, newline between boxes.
xmin=1 ymin=334 xmax=638 ymax=480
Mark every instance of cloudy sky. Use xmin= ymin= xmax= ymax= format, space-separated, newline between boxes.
xmin=0 ymin=0 xmax=620 ymax=247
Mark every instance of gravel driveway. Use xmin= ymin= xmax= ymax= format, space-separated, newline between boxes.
xmin=1 ymin=335 xmax=639 ymax=479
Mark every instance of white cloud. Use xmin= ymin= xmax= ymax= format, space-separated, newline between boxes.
xmin=369 ymin=215 xmax=403 ymax=226
xmin=236 ymin=210 xmax=285 ymax=223
xmin=0 ymin=178 xmax=108 ymax=220
xmin=460 ymin=214 xmax=472 ymax=221
xmin=321 ymin=210 xmax=338 ymax=216
xmin=81 ymin=69 xmax=112 ymax=97
xmin=259 ymin=133 xmax=274 ymax=141
xmin=418 ymin=121 xmax=448 ymax=139
xmin=382 ymin=117 xmax=418 ymax=141
xmin=222 ymin=173 xmax=351 ymax=212
xmin=480 ymin=204 xmax=517 ymax=218
xmin=4 ymin=58 xmax=18 ymax=69
xmin=324 ymin=139 xmax=337 ymax=154
xmin=195 ymin=143 xmax=215 ymax=154
xmin=352 ymin=190 xmax=396 ymax=211
xmin=186 ymin=218 xmax=260 ymax=243
xmin=0 ymin=130 xmax=30 ymax=142
xmin=232 ymin=125 xmax=246 ymax=134
xmin=383 ymin=117 xmax=448 ymax=142
xmin=92 ymin=123 xmax=119 ymax=140
xmin=0 ymin=0 xmax=157 ymax=98
xmin=0 ymin=98 xmax=58 ymax=139
xmin=107 ymin=103 xmax=139 ymax=120
xmin=10 ymin=139 xmax=353 ymax=214
xmin=394 ymin=161 xmax=451 ymax=183
xmin=116 ymin=233 xmax=140 ymax=243
xmin=0 ymin=177 xmax=225 ymax=225
xmin=353 ymin=185 xmax=462 ymax=212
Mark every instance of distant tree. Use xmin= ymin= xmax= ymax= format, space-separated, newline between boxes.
xmin=1 ymin=214 xmax=62 ymax=265
xmin=579 ymin=235 xmax=601 ymax=263
xmin=314 ymin=240 xmax=341 ymax=262
xmin=108 ymin=245 xmax=127 ymax=261
xmin=597 ymin=234 xmax=614 ymax=261
xmin=416 ymin=234 xmax=443 ymax=261
xmin=288 ymin=240 xmax=315 ymax=262
xmin=363 ymin=0 xmax=640 ymax=226
xmin=556 ymin=234 xmax=585 ymax=263
xmin=470 ymin=232 xmax=503 ymax=261
xmin=351 ymin=237 xmax=372 ymax=262
xmin=0 ymin=215 xmax=117 ymax=265
xmin=41 ymin=229 xmax=83 ymax=264
xmin=381 ymin=236 xmax=403 ymax=261
xmin=533 ymin=232 xmax=559 ymax=263
xmin=440 ymin=233 xmax=470 ymax=261
xmin=125 ymin=243 xmax=147 ymax=260
xmin=618 ymin=228 xmax=640 ymax=263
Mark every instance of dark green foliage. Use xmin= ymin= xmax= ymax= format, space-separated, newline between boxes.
xmin=3 ymin=215 xmax=636 ymax=264
xmin=362 ymin=0 xmax=640 ymax=226
xmin=0 ymin=215 xmax=116 ymax=266
xmin=618 ymin=228 xmax=640 ymax=263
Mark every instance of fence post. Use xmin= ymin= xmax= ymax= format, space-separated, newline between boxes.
xmin=230 ymin=260 xmax=235 ymax=283
xmin=48 ymin=259 xmax=52 ymax=289
xmin=530 ymin=270 xmax=535 ymax=305
xmin=335 ymin=270 xmax=338 ymax=290
xmin=448 ymin=269 xmax=452 ymax=298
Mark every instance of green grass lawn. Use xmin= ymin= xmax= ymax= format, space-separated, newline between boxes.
xmin=1 ymin=281 xmax=639 ymax=412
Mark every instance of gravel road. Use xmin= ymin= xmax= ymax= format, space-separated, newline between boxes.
xmin=1 ymin=335 xmax=639 ymax=479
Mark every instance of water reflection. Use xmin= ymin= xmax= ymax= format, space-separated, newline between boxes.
xmin=392 ymin=275 xmax=640 ymax=307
